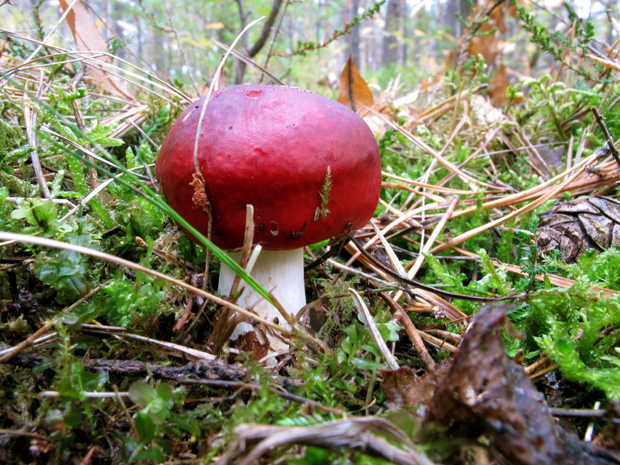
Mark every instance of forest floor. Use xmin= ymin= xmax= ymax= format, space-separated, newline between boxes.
xmin=2 ymin=1 xmax=620 ymax=464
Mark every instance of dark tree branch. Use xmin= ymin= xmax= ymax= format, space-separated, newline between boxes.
xmin=247 ymin=0 xmax=284 ymax=58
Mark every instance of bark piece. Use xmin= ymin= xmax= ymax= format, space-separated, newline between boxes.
xmin=427 ymin=304 xmax=620 ymax=465
xmin=1 ymin=347 xmax=301 ymax=387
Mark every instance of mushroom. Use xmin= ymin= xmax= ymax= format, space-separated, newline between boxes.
xmin=155 ymin=85 xmax=381 ymax=341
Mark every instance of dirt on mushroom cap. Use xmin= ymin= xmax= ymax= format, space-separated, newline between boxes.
xmin=155 ymin=85 xmax=382 ymax=251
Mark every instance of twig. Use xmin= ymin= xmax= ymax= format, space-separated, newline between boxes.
xmin=404 ymin=197 xmax=458 ymax=278
xmin=113 ymin=384 xmax=138 ymax=439
xmin=246 ymin=0 xmax=284 ymax=58
xmin=85 ymin=328 xmax=217 ymax=361
xmin=20 ymin=0 xmax=80 ymax=67
xmin=211 ymin=39 xmax=285 ymax=85
xmin=192 ymin=18 xmax=264 ymax=280
xmin=430 ymin=153 xmax=597 ymax=254
xmin=591 ymin=106 xmax=620 ymax=169
xmin=128 ymin=119 xmax=159 ymax=150
xmin=41 ymin=391 xmax=130 ymax=398
xmin=62 ymin=280 xmax=110 ymax=313
xmin=39 ymin=126 xmax=148 ymax=177
xmin=549 ymin=408 xmax=607 ymax=417
xmin=347 ymin=234 xmax=520 ymax=304
xmin=304 ymin=238 xmax=346 ymax=270
xmin=193 ymin=16 xmax=265 ymax=173
xmin=142 ymin=162 xmax=159 ymax=194
xmin=0 ymin=323 xmax=53 ymax=363
xmin=380 ymin=293 xmax=435 ymax=368
xmin=529 ymin=363 xmax=558 ymax=380
xmin=0 ymin=29 xmax=190 ymax=104
xmin=69 ymin=83 xmax=101 ymax=191
xmin=0 ymin=429 xmax=48 ymax=441
xmin=417 ymin=330 xmax=458 ymax=353
xmin=180 ymin=379 xmax=343 ymax=415
xmin=367 ymin=108 xmax=496 ymax=189
xmin=216 ymin=418 xmax=433 ymax=465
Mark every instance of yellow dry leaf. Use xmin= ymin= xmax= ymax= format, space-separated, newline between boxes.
xmin=59 ymin=0 xmax=132 ymax=100
xmin=336 ymin=57 xmax=374 ymax=113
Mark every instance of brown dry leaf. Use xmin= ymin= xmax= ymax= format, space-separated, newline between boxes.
xmin=59 ymin=0 xmax=132 ymax=99
xmin=469 ymin=31 xmax=499 ymax=66
xmin=460 ymin=0 xmax=522 ymax=70
xmin=337 ymin=57 xmax=374 ymax=113
xmin=487 ymin=64 xmax=509 ymax=107
xmin=234 ymin=330 xmax=270 ymax=361
xmin=427 ymin=304 xmax=620 ymax=465
xmin=381 ymin=362 xmax=452 ymax=410
xmin=419 ymin=72 xmax=443 ymax=91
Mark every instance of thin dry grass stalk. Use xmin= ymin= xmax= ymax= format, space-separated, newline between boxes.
xmin=0 ymin=232 xmax=291 ymax=336
xmin=349 ymin=288 xmax=399 ymax=370
xmin=369 ymin=108 xmax=497 ymax=189
xmin=381 ymin=293 xmax=436 ymax=367
xmin=431 ymin=154 xmax=598 ymax=254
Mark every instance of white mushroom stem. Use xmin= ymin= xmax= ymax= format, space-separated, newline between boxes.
xmin=218 ymin=248 xmax=306 ymax=340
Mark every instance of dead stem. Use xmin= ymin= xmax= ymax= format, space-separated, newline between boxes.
xmin=381 ymin=292 xmax=435 ymax=368
xmin=69 ymin=83 xmax=99 ymax=190
xmin=23 ymin=84 xmax=50 ymax=198
xmin=591 ymin=106 xmax=620 ymax=168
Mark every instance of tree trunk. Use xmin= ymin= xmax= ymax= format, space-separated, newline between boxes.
xmin=234 ymin=0 xmax=284 ymax=84
xmin=382 ymin=0 xmax=405 ymax=66
xmin=445 ymin=0 xmax=471 ymax=43
xmin=343 ymin=0 xmax=361 ymax=66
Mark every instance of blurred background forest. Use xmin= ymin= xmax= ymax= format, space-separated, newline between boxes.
xmin=3 ymin=0 xmax=618 ymax=100
xmin=3 ymin=0 xmax=620 ymax=463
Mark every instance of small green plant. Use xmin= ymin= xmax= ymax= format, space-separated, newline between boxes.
xmin=505 ymin=83 xmax=524 ymax=114
xmin=520 ymin=75 xmax=569 ymax=141
xmin=326 ymin=307 xmax=400 ymax=393
xmin=285 ymin=0 xmax=386 ymax=56
xmin=35 ymin=234 xmax=95 ymax=302
xmin=100 ymin=243 xmax=170 ymax=327
xmin=318 ymin=166 xmax=332 ymax=220
xmin=515 ymin=1 xmax=598 ymax=82
xmin=124 ymin=381 xmax=199 ymax=464
xmin=533 ymin=279 xmax=620 ymax=399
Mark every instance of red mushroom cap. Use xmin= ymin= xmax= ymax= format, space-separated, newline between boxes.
xmin=155 ymin=85 xmax=381 ymax=251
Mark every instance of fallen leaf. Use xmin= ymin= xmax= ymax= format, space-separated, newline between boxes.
xmin=381 ymin=362 xmax=451 ymax=410
xmin=337 ymin=57 xmax=374 ymax=113
xmin=468 ymin=32 xmax=499 ymax=67
xmin=234 ymin=330 xmax=270 ymax=361
xmin=487 ymin=64 xmax=509 ymax=107
xmin=59 ymin=0 xmax=132 ymax=99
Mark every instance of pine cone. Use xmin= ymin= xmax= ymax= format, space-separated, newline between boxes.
xmin=537 ymin=196 xmax=620 ymax=263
